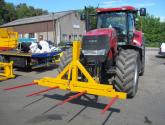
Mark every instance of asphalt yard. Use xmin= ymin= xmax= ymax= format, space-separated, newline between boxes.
xmin=0 ymin=49 xmax=165 ymax=125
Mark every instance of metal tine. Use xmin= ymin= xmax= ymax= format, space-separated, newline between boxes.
xmin=58 ymin=90 xmax=87 ymax=105
xmin=101 ymin=95 xmax=118 ymax=114
xmin=26 ymin=86 xmax=59 ymax=97
xmin=3 ymin=82 xmax=37 ymax=91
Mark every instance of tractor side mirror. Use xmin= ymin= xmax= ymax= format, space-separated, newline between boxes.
xmin=140 ymin=8 xmax=146 ymax=16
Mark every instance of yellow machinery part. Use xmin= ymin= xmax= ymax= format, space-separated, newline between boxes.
xmin=0 ymin=61 xmax=15 ymax=81
xmin=34 ymin=41 xmax=126 ymax=99
xmin=55 ymin=52 xmax=64 ymax=64
xmin=0 ymin=28 xmax=18 ymax=50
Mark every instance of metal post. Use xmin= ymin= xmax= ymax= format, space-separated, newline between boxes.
xmin=52 ymin=13 xmax=56 ymax=46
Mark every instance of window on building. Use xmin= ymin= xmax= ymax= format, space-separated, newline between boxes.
xmin=74 ymin=35 xmax=77 ymax=40
xmin=29 ymin=33 xmax=35 ymax=38
xmin=79 ymin=35 xmax=82 ymax=40
xmin=62 ymin=34 xmax=67 ymax=41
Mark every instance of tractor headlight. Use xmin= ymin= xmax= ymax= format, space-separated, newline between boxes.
xmin=82 ymin=49 xmax=106 ymax=55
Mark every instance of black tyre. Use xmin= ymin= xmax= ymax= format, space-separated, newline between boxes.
xmin=139 ymin=58 xmax=145 ymax=76
xmin=114 ymin=49 xmax=140 ymax=98
xmin=139 ymin=44 xmax=145 ymax=76
xmin=57 ymin=48 xmax=72 ymax=73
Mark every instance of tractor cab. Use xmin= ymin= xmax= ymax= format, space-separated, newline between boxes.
xmin=97 ymin=7 xmax=134 ymax=45
xmin=81 ymin=6 xmax=146 ymax=63
xmin=96 ymin=6 xmax=146 ymax=45
xmin=82 ymin=6 xmax=146 ymax=46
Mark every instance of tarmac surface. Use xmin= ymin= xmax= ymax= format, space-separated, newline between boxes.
xmin=0 ymin=49 xmax=165 ymax=125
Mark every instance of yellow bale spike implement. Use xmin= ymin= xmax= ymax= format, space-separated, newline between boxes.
xmin=0 ymin=61 xmax=15 ymax=81
xmin=34 ymin=41 xmax=126 ymax=99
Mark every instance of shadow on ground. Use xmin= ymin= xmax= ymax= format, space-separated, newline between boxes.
xmin=14 ymin=64 xmax=58 ymax=73
xmin=155 ymin=55 xmax=165 ymax=58
xmin=24 ymin=92 xmax=120 ymax=125
xmin=42 ymin=93 xmax=120 ymax=114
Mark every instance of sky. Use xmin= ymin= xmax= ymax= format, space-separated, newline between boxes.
xmin=5 ymin=0 xmax=165 ymax=21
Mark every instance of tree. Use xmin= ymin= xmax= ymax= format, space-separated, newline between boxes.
xmin=16 ymin=3 xmax=48 ymax=18
xmin=79 ymin=6 xmax=97 ymax=30
xmin=0 ymin=2 xmax=48 ymax=25
xmin=0 ymin=0 xmax=6 ymax=24
xmin=4 ymin=3 xmax=17 ymax=22
xmin=136 ymin=14 xmax=165 ymax=47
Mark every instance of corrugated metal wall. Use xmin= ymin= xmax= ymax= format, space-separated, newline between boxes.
xmin=12 ymin=21 xmax=54 ymax=33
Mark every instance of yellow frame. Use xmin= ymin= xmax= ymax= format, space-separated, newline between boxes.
xmin=0 ymin=28 xmax=18 ymax=49
xmin=0 ymin=61 xmax=15 ymax=81
xmin=34 ymin=41 xmax=126 ymax=99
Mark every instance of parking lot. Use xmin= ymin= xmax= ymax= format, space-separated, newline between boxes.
xmin=0 ymin=49 xmax=165 ymax=125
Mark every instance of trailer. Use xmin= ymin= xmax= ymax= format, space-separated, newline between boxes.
xmin=0 ymin=50 xmax=62 ymax=70
xmin=0 ymin=29 xmax=62 ymax=70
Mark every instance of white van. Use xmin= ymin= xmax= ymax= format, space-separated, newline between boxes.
xmin=159 ymin=43 xmax=165 ymax=56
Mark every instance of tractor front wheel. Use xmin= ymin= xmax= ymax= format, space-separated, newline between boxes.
xmin=114 ymin=49 xmax=140 ymax=98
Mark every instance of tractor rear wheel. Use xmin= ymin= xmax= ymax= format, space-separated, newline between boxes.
xmin=114 ymin=49 xmax=140 ymax=98
xmin=57 ymin=48 xmax=72 ymax=73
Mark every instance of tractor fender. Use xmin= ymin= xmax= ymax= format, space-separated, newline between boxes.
xmin=119 ymin=44 xmax=145 ymax=75
xmin=119 ymin=45 xmax=144 ymax=60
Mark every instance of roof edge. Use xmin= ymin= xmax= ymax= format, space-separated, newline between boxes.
xmin=1 ymin=10 xmax=77 ymax=28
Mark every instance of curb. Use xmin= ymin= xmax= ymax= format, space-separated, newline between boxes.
xmin=146 ymin=48 xmax=159 ymax=51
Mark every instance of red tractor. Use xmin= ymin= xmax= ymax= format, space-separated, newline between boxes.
xmin=60 ymin=6 xmax=146 ymax=98
xmin=79 ymin=6 xmax=146 ymax=98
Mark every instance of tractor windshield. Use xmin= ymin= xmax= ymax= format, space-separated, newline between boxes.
xmin=97 ymin=12 xmax=127 ymax=43
xmin=97 ymin=12 xmax=126 ymax=30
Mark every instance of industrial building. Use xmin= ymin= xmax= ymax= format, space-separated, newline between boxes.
xmin=1 ymin=10 xmax=85 ymax=45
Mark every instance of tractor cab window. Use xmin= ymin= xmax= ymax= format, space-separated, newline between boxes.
xmin=127 ymin=13 xmax=134 ymax=43
xmin=97 ymin=12 xmax=127 ymax=44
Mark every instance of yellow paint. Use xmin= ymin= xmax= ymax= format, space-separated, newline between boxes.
xmin=55 ymin=52 xmax=64 ymax=63
xmin=0 ymin=61 xmax=15 ymax=81
xmin=0 ymin=28 xmax=18 ymax=49
xmin=35 ymin=41 xmax=127 ymax=99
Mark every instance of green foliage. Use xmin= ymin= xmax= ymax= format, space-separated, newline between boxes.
xmin=0 ymin=0 xmax=6 ymax=24
xmin=0 ymin=1 xmax=48 ymax=25
xmin=4 ymin=3 xmax=17 ymax=22
xmin=79 ymin=6 xmax=97 ymax=30
xmin=85 ymin=6 xmax=97 ymax=29
xmin=135 ymin=14 xmax=165 ymax=47
xmin=16 ymin=3 xmax=48 ymax=18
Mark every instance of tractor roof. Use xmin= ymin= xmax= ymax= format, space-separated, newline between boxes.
xmin=96 ymin=6 xmax=137 ymax=13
